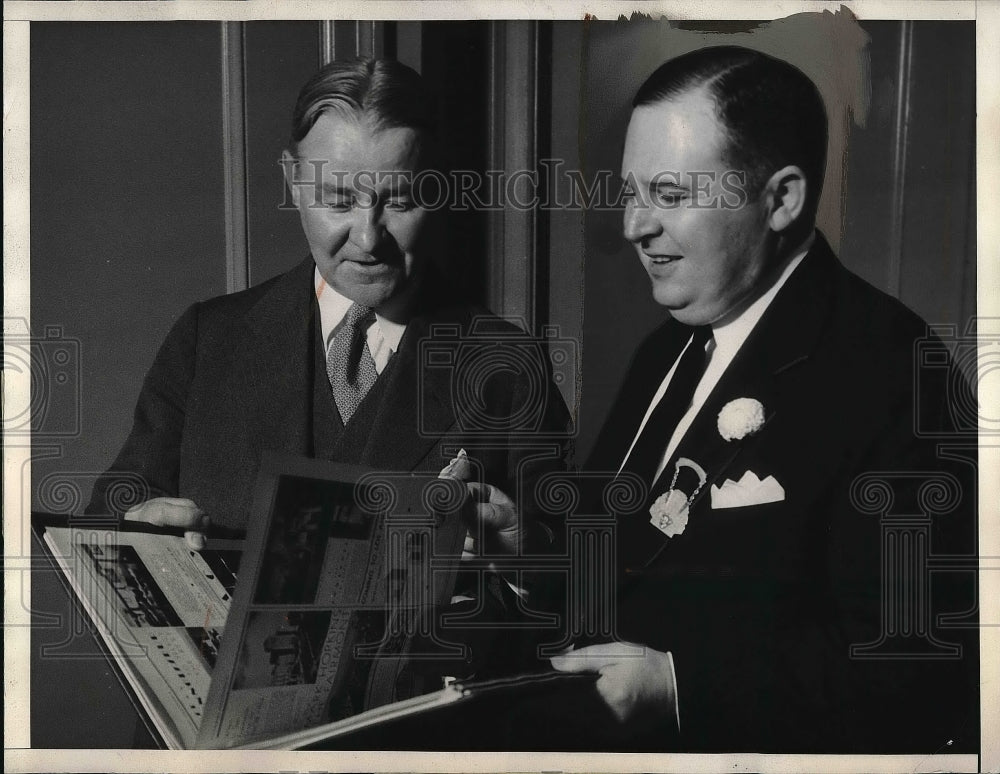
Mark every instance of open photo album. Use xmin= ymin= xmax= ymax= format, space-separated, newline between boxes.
xmin=33 ymin=455 xmax=584 ymax=750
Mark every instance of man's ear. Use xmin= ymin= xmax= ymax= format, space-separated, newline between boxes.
xmin=280 ymin=149 xmax=300 ymax=208
xmin=764 ymin=165 xmax=807 ymax=232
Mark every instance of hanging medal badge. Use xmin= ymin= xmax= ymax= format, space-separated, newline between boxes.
xmin=648 ymin=456 xmax=708 ymax=538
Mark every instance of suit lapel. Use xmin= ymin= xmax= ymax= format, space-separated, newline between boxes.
xmin=355 ymin=308 xmax=458 ymax=472
xmin=236 ymin=262 xmax=460 ymax=473
xmin=585 ymin=323 xmax=692 ymax=475
xmin=635 ymin=237 xmax=840 ymax=566
xmin=241 ymin=257 xmax=317 ymax=459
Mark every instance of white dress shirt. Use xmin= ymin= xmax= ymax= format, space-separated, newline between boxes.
xmin=620 ymin=232 xmax=815 ymax=484
xmin=314 ymin=267 xmax=407 ymax=372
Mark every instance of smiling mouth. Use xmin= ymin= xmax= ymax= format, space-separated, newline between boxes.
xmin=347 ymin=247 xmax=401 ymax=266
xmin=646 ymin=254 xmax=683 ymax=264
xmin=346 ymin=255 xmax=393 ymax=267
xmin=347 ymin=260 xmax=391 ymax=272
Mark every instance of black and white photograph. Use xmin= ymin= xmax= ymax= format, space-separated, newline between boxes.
xmin=254 ymin=476 xmax=372 ymax=606
xmin=4 ymin=0 xmax=998 ymax=772
xmin=80 ymin=543 xmax=184 ymax=629
xmin=233 ymin=610 xmax=330 ymax=690
xmin=185 ymin=626 xmax=222 ymax=671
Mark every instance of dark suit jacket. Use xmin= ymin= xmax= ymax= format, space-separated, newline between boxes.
xmin=586 ymin=234 xmax=978 ymax=752
xmin=83 ymin=258 xmax=577 ymax=724
xmin=90 ymin=256 xmax=571 ymax=531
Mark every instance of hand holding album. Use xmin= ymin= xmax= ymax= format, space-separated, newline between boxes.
xmin=440 ymin=449 xmax=522 ymax=555
xmin=125 ymin=497 xmax=210 ymax=550
xmin=551 ymin=642 xmax=677 ymax=731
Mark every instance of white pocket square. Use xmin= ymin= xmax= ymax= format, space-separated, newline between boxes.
xmin=710 ymin=470 xmax=785 ymax=509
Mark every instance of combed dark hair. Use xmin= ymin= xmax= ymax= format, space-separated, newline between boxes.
xmin=289 ymin=58 xmax=436 ymax=152
xmin=634 ymin=46 xmax=828 ymax=221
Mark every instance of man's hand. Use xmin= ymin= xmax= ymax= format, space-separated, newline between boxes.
xmin=464 ymin=480 xmax=520 ymax=554
xmin=124 ymin=497 xmax=209 ymax=551
xmin=551 ymin=642 xmax=678 ymax=730
xmin=440 ymin=450 xmax=520 ymax=555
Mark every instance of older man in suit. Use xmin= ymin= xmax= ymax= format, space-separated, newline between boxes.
xmin=87 ymin=59 xmax=571 ymax=680
xmin=545 ymin=46 xmax=978 ymax=753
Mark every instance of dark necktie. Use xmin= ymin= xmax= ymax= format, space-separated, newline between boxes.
xmin=620 ymin=325 xmax=713 ymax=490
xmin=326 ymin=303 xmax=378 ymax=424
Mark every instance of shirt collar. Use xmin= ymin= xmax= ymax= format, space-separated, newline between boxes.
xmin=313 ymin=265 xmax=408 ymax=352
xmin=710 ymin=231 xmax=815 ymax=358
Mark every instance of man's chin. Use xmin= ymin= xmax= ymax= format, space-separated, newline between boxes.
xmin=651 ymin=289 xmax=691 ymax=318
xmin=335 ymin=279 xmax=423 ymax=321
xmin=660 ymin=302 xmax=715 ymax=327
xmin=328 ymin=279 xmax=397 ymax=309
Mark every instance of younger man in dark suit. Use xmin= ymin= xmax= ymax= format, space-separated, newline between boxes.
xmin=543 ymin=46 xmax=978 ymax=752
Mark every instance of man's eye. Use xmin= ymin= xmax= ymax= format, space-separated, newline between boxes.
xmin=385 ymin=199 xmax=414 ymax=212
xmin=324 ymin=199 xmax=352 ymax=211
xmin=656 ymin=192 xmax=686 ymax=206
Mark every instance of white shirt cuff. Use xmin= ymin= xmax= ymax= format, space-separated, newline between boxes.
xmin=666 ymin=650 xmax=681 ymax=733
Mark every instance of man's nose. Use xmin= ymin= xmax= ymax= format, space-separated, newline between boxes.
xmin=350 ymin=205 xmax=384 ymax=253
xmin=623 ymin=199 xmax=661 ymax=244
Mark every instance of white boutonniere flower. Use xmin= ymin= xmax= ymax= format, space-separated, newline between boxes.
xmin=717 ymin=397 xmax=765 ymax=442
xmin=648 ymin=489 xmax=690 ymax=538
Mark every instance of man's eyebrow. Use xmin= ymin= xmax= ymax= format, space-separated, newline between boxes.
xmin=319 ymin=180 xmax=415 ymax=199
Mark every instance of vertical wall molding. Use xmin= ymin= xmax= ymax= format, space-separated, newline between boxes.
xmin=221 ymin=21 xmax=250 ymax=293
xmin=887 ymin=20 xmax=914 ymax=300
xmin=486 ymin=23 xmax=506 ymax=319
xmin=358 ymin=21 xmax=391 ymax=58
xmin=319 ymin=21 xmax=393 ymax=65
xmin=319 ymin=21 xmax=336 ymax=65
xmin=487 ymin=21 xmax=540 ymax=330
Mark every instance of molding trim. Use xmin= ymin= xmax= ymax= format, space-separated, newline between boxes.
xmin=221 ymin=21 xmax=249 ymax=293
xmin=887 ymin=20 xmax=914 ymax=300
xmin=319 ymin=21 xmax=336 ymax=65
xmin=319 ymin=21 xmax=392 ymax=64
xmin=487 ymin=21 xmax=540 ymax=330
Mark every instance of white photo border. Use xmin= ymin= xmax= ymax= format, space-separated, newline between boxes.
xmin=4 ymin=2 xmax=997 ymax=772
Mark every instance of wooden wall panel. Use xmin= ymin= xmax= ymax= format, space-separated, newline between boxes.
xmin=547 ymin=21 xmax=587 ymax=421
xmin=244 ymin=22 xmax=317 ymax=285
xmin=839 ymin=21 xmax=901 ymax=293
xmin=419 ymin=22 xmax=492 ymax=307
xmin=486 ymin=21 xmax=540 ymax=329
xmin=29 ymin=22 xmax=227 ymax=513
xmin=897 ymin=22 xmax=976 ymax=329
